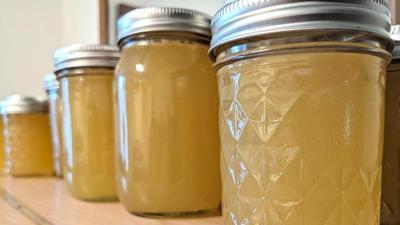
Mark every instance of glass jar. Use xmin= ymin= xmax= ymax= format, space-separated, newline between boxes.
xmin=0 ymin=103 xmax=7 ymax=175
xmin=54 ymin=44 xmax=120 ymax=202
xmin=1 ymin=95 xmax=53 ymax=176
xmin=382 ymin=25 xmax=400 ymax=225
xmin=44 ymin=74 xmax=63 ymax=177
xmin=116 ymin=7 xmax=221 ymax=216
xmin=210 ymin=1 xmax=392 ymax=225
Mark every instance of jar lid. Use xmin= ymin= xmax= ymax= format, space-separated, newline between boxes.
xmin=54 ymin=44 xmax=120 ymax=72
xmin=391 ymin=25 xmax=400 ymax=60
xmin=117 ymin=7 xmax=211 ymax=44
xmin=1 ymin=95 xmax=48 ymax=115
xmin=210 ymin=0 xmax=392 ymax=59
xmin=44 ymin=74 xmax=59 ymax=93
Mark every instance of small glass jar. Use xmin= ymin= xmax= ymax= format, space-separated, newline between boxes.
xmin=116 ymin=8 xmax=221 ymax=216
xmin=54 ymin=44 xmax=120 ymax=202
xmin=382 ymin=25 xmax=400 ymax=225
xmin=1 ymin=95 xmax=53 ymax=176
xmin=44 ymin=74 xmax=63 ymax=177
xmin=210 ymin=1 xmax=392 ymax=225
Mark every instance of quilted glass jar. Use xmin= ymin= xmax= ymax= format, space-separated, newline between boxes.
xmin=210 ymin=1 xmax=392 ymax=225
xmin=1 ymin=95 xmax=53 ymax=176
xmin=44 ymin=74 xmax=63 ymax=177
xmin=115 ymin=7 xmax=221 ymax=216
xmin=54 ymin=44 xmax=120 ymax=202
xmin=381 ymin=25 xmax=400 ymax=225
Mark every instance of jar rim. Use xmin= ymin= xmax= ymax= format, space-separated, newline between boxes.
xmin=54 ymin=44 xmax=120 ymax=73
xmin=117 ymin=7 xmax=211 ymax=45
xmin=209 ymin=0 xmax=393 ymax=60
xmin=1 ymin=95 xmax=48 ymax=115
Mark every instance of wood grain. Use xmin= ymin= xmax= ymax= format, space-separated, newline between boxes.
xmin=0 ymin=177 xmax=222 ymax=225
xmin=0 ymin=199 xmax=37 ymax=225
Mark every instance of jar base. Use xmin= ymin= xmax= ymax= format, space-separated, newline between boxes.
xmin=129 ymin=207 xmax=221 ymax=218
xmin=72 ymin=195 xmax=119 ymax=203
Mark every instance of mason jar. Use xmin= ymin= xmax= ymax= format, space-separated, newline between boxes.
xmin=1 ymin=95 xmax=53 ymax=176
xmin=209 ymin=1 xmax=392 ymax=225
xmin=54 ymin=44 xmax=120 ymax=202
xmin=116 ymin=7 xmax=221 ymax=216
xmin=44 ymin=74 xmax=63 ymax=177
xmin=382 ymin=25 xmax=400 ymax=225
xmin=0 ymin=101 xmax=7 ymax=175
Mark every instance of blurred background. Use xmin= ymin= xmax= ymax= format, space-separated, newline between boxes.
xmin=0 ymin=0 xmax=396 ymax=99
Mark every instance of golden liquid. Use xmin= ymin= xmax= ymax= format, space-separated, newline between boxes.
xmin=0 ymin=121 xmax=6 ymax=175
xmin=381 ymin=62 xmax=400 ymax=225
xmin=217 ymin=52 xmax=386 ymax=225
xmin=48 ymin=92 xmax=63 ymax=177
xmin=115 ymin=40 xmax=221 ymax=215
xmin=3 ymin=114 xmax=54 ymax=176
xmin=60 ymin=69 xmax=117 ymax=201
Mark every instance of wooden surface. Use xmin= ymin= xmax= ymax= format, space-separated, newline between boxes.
xmin=0 ymin=177 xmax=222 ymax=225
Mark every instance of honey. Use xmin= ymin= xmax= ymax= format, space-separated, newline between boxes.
xmin=115 ymin=39 xmax=221 ymax=215
xmin=217 ymin=51 xmax=386 ymax=225
xmin=45 ymin=74 xmax=63 ymax=177
xmin=59 ymin=69 xmax=117 ymax=201
xmin=0 ymin=121 xmax=6 ymax=175
xmin=54 ymin=44 xmax=120 ymax=201
xmin=3 ymin=113 xmax=53 ymax=176
xmin=210 ymin=1 xmax=392 ymax=224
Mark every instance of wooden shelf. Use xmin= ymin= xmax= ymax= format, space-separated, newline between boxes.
xmin=0 ymin=177 xmax=222 ymax=225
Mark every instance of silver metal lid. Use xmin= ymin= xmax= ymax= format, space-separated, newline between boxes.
xmin=54 ymin=44 xmax=120 ymax=72
xmin=391 ymin=25 xmax=400 ymax=60
xmin=1 ymin=95 xmax=48 ymax=115
xmin=44 ymin=74 xmax=59 ymax=93
xmin=210 ymin=0 xmax=392 ymax=58
xmin=117 ymin=7 xmax=212 ymax=43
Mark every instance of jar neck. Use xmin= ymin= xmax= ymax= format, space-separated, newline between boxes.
xmin=55 ymin=67 xmax=115 ymax=78
xmin=214 ymin=30 xmax=392 ymax=70
xmin=119 ymin=32 xmax=210 ymax=49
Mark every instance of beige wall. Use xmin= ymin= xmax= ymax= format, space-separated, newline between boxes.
xmin=0 ymin=0 xmax=100 ymax=99
xmin=0 ymin=0 xmax=63 ymax=99
xmin=61 ymin=0 xmax=99 ymax=46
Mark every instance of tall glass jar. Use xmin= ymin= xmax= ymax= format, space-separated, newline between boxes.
xmin=382 ymin=25 xmax=400 ymax=225
xmin=44 ymin=74 xmax=63 ymax=177
xmin=116 ymin=7 xmax=221 ymax=216
xmin=54 ymin=44 xmax=120 ymax=202
xmin=1 ymin=95 xmax=53 ymax=176
xmin=209 ymin=1 xmax=392 ymax=225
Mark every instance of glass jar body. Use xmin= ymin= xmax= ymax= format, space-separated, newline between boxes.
xmin=3 ymin=113 xmax=53 ymax=176
xmin=115 ymin=38 xmax=221 ymax=216
xmin=0 ymin=119 xmax=7 ymax=175
xmin=216 ymin=42 xmax=388 ymax=225
xmin=381 ymin=61 xmax=400 ymax=225
xmin=58 ymin=67 xmax=117 ymax=202
xmin=48 ymin=91 xmax=63 ymax=177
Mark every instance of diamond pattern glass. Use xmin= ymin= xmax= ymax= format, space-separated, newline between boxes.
xmin=217 ymin=52 xmax=386 ymax=225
